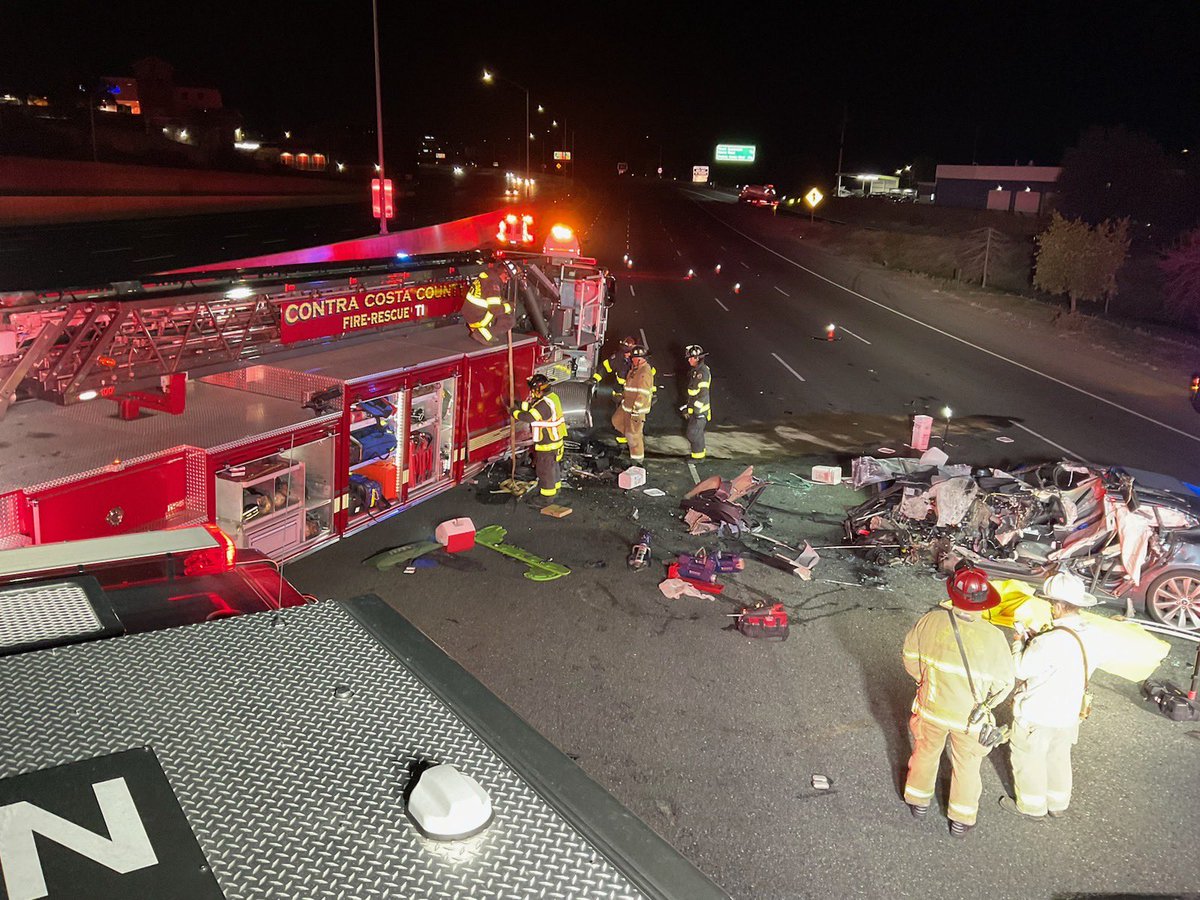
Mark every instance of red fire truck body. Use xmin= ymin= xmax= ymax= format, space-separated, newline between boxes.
xmin=0 ymin=211 xmax=610 ymax=561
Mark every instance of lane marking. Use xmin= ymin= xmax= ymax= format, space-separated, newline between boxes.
xmin=131 ymin=253 xmax=175 ymax=262
xmin=715 ymin=297 xmax=730 ymax=312
xmin=771 ymin=352 xmax=806 ymax=382
xmin=774 ymin=286 xmax=790 ymax=297
xmin=629 ymin=284 xmax=636 ymax=298
xmin=740 ymin=261 xmax=751 ymax=269
xmin=839 ymin=326 xmax=872 ymax=345
xmin=688 ymin=462 xmax=700 ymax=484
xmin=262 ymin=238 xmax=287 ymax=244
xmin=639 ymin=327 xmax=649 ymax=350
xmin=224 ymin=233 xmax=250 ymax=238
xmin=676 ymin=249 xmax=682 ymax=257
xmin=1012 ymin=423 xmax=1087 ymax=462
xmin=90 ymin=246 xmax=133 ymax=254
xmin=691 ymin=200 xmax=1200 ymax=445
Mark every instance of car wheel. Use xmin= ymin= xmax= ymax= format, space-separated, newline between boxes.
xmin=1145 ymin=569 xmax=1200 ymax=631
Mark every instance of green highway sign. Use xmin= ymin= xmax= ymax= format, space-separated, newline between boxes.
xmin=715 ymin=144 xmax=756 ymax=163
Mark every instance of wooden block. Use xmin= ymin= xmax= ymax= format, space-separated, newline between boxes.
xmin=540 ymin=504 xmax=573 ymax=518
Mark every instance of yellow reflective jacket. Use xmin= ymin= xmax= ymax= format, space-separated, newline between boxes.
xmin=902 ymin=603 xmax=1015 ymax=732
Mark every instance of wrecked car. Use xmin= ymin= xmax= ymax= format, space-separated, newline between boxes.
xmin=844 ymin=458 xmax=1200 ymax=631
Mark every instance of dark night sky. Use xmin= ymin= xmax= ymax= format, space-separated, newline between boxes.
xmin=3 ymin=2 xmax=1198 ymax=191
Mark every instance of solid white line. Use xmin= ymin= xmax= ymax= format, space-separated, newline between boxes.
xmin=771 ymin=352 xmax=806 ymax=382
xmin=640 ymin=327 xmax=649 ymax=350
xmin=690 ymin=200 xmax=1200 ymax=445
xmin=1012 ymin=423 xmax=1087 ymax=462
xmin=774 ymin=286 xmax=790 ymax=297
xmin=839 ymin=326 xmax=872 ymax=345
xmin=715 ymin=297 xmax=730 ymax=312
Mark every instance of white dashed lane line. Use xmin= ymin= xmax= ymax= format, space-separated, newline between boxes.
xmin=90 ymin=247 xmax=133 ymax=254
xmin=774 ymin=286 xmax=789 ymax=297
xmin=131 ymin=254 xmax=175 ymax=263
xmin=629 ymin=284 xmax=636 ymax=298
xmin=740 ymin=261 xmax=751 ymax=269
xmin=839 ymin=326 xmax=872 ymax=345
xmin=771 ymin=352 xmax=806 ymax=382
xmin=1012 ymin=423 xmax=1087 ymax=462
xmin=714 ymin=297 xmax=730 ymax=312
xmin=639 ymin=327 xmax=649 ymax=350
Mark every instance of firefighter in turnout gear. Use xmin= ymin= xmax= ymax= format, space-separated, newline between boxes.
xmin=593 ymin=336 xmax=638 ymax=446
xmin=463 ymin=272 xmax=514 ymax=346
xmin=611 ymin=346 xmax=654 ymax=465
xmin=512 ymin=374 xmax=567 ymax=501
xmin=902 ymin=565 xmax=1015 ymax=838
xmin=1000 ymin=572 xmax=1104 ymax=821
xmin=682 ymin=344 xmax=711 ymax=459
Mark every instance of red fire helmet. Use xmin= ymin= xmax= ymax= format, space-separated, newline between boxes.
xmin=946 ymin=564 xmax=1000 ymax=611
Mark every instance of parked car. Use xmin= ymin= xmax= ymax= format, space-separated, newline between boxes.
xmin=738 ymin=184 xmax=777 ymax=206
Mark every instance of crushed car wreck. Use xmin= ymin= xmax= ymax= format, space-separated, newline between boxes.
xmin=845 ymin=458 xmax=1200 ymax=631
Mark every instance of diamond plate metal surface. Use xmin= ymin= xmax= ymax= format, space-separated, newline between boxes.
xmin=0 ymin=603 xmax=647 ymax=900
xmin=0 ymin=581 xmax=102 ymax=648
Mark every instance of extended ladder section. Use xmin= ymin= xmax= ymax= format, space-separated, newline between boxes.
xmin=0 ymin=250 xmax=610 ymax=420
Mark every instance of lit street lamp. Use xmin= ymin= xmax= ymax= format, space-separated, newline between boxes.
xmin=941 ymin=405 xmax=954 ymax=445
xmin=483 ymin=69 xmax=530 ymax=197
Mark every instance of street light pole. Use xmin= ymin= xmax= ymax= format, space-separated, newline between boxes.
xmin=524 ymin=86 xmax=530 ymax=199
xmin=371 ymin=0 xmax=388 ymax=235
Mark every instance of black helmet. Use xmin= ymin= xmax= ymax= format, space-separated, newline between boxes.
xmin=685 ymin=344 xmax=706 ymax=359
xmin=527 ymin=374 xmax=551 ymax=392
xmin=629 ymin=346 xmax=648 ymax=359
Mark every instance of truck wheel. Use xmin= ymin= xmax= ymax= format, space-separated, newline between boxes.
xmin=1145 ymin=569 xmax=1200 ymax=631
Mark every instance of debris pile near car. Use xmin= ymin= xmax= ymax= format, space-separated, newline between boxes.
xmin=843 ymin=457 xmax=1200 ymax=596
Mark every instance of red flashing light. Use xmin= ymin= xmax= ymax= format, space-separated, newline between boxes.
xmin=99 ymin=385 xmax=116 ymax=398
xmin=371 ymin=178 xmax=394 ymax=219
xmin=182 ymin=524 xmax=237 ymax=577
xmin=826 ymin=323 xmax=837 ymax=341
xmin=284 ymin=283 xmax=296 ymax=292
xmin=97 ymin=356 xmax=117 ymax=369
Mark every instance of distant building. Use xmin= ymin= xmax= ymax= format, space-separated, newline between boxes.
xmin=98 ymin=77 xmax=140 ymax=115
xmin=934 ymin=164 xmax=1061 ymax=214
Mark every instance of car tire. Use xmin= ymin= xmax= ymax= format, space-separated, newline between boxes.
xmin=1144 ymin=568 xmax=1200 ymax=631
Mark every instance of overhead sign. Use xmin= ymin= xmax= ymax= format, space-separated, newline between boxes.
xmin=715 ymin=144 xmax=756 ymax=163
xmin=279 ymin=280 xmax=467 ymax=343
xmin=0 ymin=749 xmax=223 ymax=900
xmin=553 ymin=151 xmax=572 ymax=161
xmin=805 ymin=188 xmax=824 ymax=207
xmin=692 ymin=165 xmax=709 ymax=183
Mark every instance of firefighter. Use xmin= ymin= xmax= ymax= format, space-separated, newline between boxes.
xmin=1000 ymin=572 xmax=1103 ymax=821
xmin=463 ymin=272 xmax=514 ymax=346
xmin=592 ymin=336 xmax=639 ymax=442
xmin=611 ymin=346 xmax=654 ymax=466
xmin=681 ymin=344 xmax=711 ymax=460
xmin=902 ymin=564 xmax=1015 ymax=838
xmin=512 ymin=374 xmax=567 ymax=502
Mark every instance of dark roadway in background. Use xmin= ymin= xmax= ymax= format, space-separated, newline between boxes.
xmin=591 ymin=181 xmax=1200 ymax=485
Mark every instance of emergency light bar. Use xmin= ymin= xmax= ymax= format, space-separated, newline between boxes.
xmin=0 ymin=525 xmax=229 ymax=581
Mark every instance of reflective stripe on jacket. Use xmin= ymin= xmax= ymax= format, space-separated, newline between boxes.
xmin=592 ymin=351 xmax=631 ymax=388
xmin=902 ymin=603 xmax=1015 ymax=732
xmin=512 ymin=393 xmax=566 ymax=451
xmin=620 ymin=364 xmax=656 ymax=415
xmin=464 ymin=280 xmax=512 ymax=344
xmin=686 ymin=362 xmax=712 ymax=419
xmin=1011 ymin=614 xmax=1100 ymax=728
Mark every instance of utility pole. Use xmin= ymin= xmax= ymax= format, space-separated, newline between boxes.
xmin=835 ymin=103 xmax=847 ymax=197
xmin=371 ymin=0 xmax=388 ymax=235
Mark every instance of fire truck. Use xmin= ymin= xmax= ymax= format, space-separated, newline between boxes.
xmin=0 ymin=208 xmax=611 ymax=560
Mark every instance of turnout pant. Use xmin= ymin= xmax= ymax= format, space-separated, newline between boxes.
xmin=686 ymin=414 xmax=707 ymax=459
xmin=904 ymin=714 xmax=991 ymax=826
xmin=534 ymin=448 xmax=560 ymax=498
xmin=612 ymin=408 xmax=646 ymax=461
xmin=1009 ymin=720 xmax=1080 ymax=816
